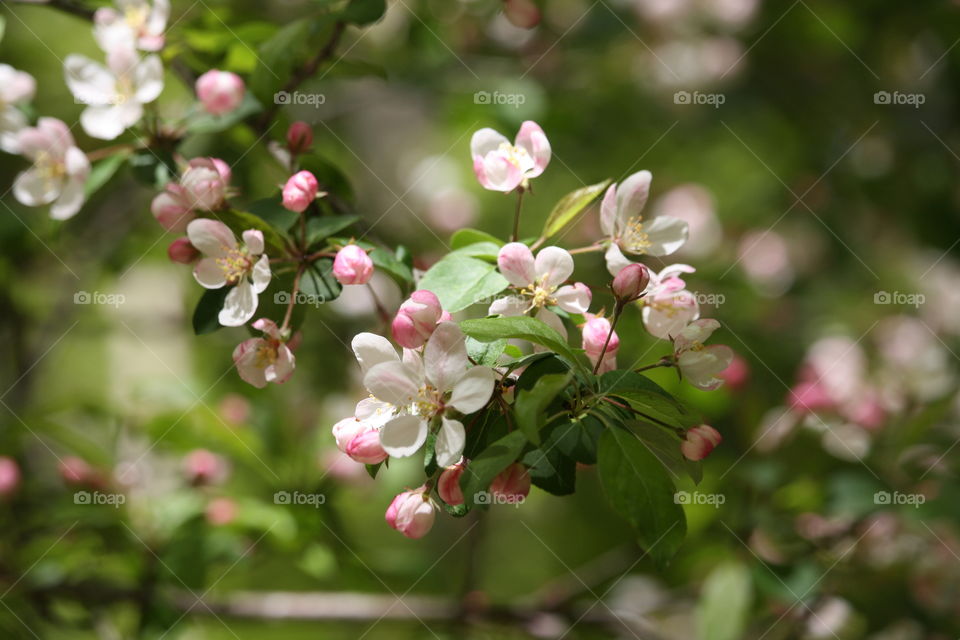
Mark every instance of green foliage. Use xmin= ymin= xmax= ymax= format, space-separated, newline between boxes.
xmin=541 ymin=179 xmax=611 ymax=239
xmin=418 ymin=251 xmax=509 ymax=312
xmin=696 ymin=562 xmax=753 ymax=640
xmin=460 ymin=430 xmax=527 ymax=507
xmin=460 ymin=316 xmax=583 ymax=370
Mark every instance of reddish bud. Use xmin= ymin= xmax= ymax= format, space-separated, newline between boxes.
xmin=167 ymin=237 xmax=200 ymax=264
xmin=612 ymin=263 xmax=650 ymax=303
xmin=286 ymin=121 xmax=313 ymax=155
xmin=680 ymin=425 xmax=722 ymax=461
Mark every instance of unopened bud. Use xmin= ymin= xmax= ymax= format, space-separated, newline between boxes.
xmin=612 ymin=263 xmax=650 ymax=303
xmin=680 ymin=425 xmax=722 ymax=461
xmin=437 ymin=459 xmax=466 ymax=505
xmin=333 ymin=244 xmax=374 ymax=285
xmin=392 ymin=290 xmax=444 ymax=349
xmin=282 ymin=170 xmax=319 ymax=213
xmin=286 ymin=121 xmax=313 ymax=155
xmin=167 ymin=237 xmax=200 ymax=264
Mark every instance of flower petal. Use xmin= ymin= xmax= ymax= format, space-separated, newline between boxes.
xmin=379 ymin=414 xmax=428 ymax=458
xmin=267 ymin=345 xmax=296 ymax=384
xmin=534 ymin=246 xmax=574 ymax=288
xmin=448 ymin=366 xmax=497 ymax=414
xmin=434 ymin=417 xmax=466 ymax=468
xmin=604 ymin=243 xmax=633 ymax=277
xmin=351 ymin=332 xmax=398 ymax=373
xmin=80 ymin=104 xmax=131 ymax=141
xmin=251 ymin=254 xmax=271 ymax=293
xmin=644 ymin=215 xmax=689 ymax=257
xmin=488 ymin=294 xmax=528 ymax=317
xmin=187 ymin=218 xmax=237 ymax=258
xmin=514 ymin=120 xmax=550 ymax=178
xmin=64 ymin=54 xmax=116 ymax=106
xmin=600 ymin=183 xmax=618 ymax=238
xmin=232 ymin=338 xmax=268 ymax=388
xmin=423 ymin=322 xmax=468 ymax=392
xmin=616 ymin=170 xmax=652 ymax=224
xmin=497 ymin=242 xmax=536 ymax=287
xmin=219 ymin=281 xmax=259 ymax=327
xmin=242 ymin=229 xmax=264 ymax=255
xmin=13 ymin=167 xmax=59 ymax=206
xmin=536 ymin=307 xmax=567 ymax=340
xmin=474 ymin=152 xmax=523 ymax=192
xmin=50 ymin=176 xmax=86 ymax=220
xmin=470 ymin=127 xmax=510 ymax=158
xmin=134 ymin=54 xmax=164 ymax=103
xmin=194 ymin=257 xmax=226 ymax=289
xmin=364 ymin=360 xmax=420 ymax=406
xmin=554 ymin=282 xmax=591 ymax=314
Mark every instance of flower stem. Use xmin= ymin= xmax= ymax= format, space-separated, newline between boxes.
xmin=634 ymin=357 xmax=676 ymax=373
xmin=592 ymin=301 xmax=624 ymax=375
xmin=366 ymin=283 xmax=392 ymax=325
xmin=511 ymin=187 xmax=525 ymax=242
xmin=281 ymin=263 xmax=306 ymax=333
xmin=568 ymin=244 xmax=604 ymax=255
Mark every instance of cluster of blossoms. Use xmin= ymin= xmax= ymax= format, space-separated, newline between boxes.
xmin=330 ymin=121 xmax=734 ymax=538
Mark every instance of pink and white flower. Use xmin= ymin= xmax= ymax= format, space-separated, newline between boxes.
xmin=195 ymin=70 xmax=245 ymax=116
xmin=673 ymin=319 xmax=733 ymax=391
xmin=94 ymin=0 xmax=169 ymax=52
xmin=640 ymin=263 xmax=700 ymax=340
xmin=385 ymin=487 xmax=436 ymax=539
xmin=488 ymin=243 xmax=591 ymax=338
xmin=281 ymin=170 xmax=319 ymax=213
xmin=0 ymin=64 xmax=36 ymax=154
xmin=437 ymin=458 xmax=466 ymax=505
xmin=12 ymin=118 xmax=90 ymax=220
xmin=391 ymin=290 xmax=448 ymax=349
xmin=333 ymin=244 xmax=374 ymax=285
xmin=582 ymin=314 xmax=619 ymax=374
xmin=151 ymin=158 xmax=231 ymax=231
xmin=681 ymin=425 xmax=722 ymax=461
xmin=333 ymin=411 xmax=389 ymax=465
xmin=470 ymin=121 xmax=550 ymax=192
xmin=64 ymin=43 xmax=163 ymax=140
xmin=350 ymin=323 xmax=497 ymax=466
xmin=232 ymin=318 xmax=295 ymax=387
xmin=0 ymin=457 xmax=20 ymax=498
xmin=187 ymin=219 xmax=271 ymax=327
xmin=601 ymin=171 xmax=688 ymax=275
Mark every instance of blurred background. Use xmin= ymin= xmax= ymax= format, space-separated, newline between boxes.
xmin=1 ymin=0 xmax=959 ymax=637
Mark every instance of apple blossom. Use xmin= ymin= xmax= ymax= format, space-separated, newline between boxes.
xmin=673 ymin=319 xmax=734 ymax=391
xmin=488 ymin=243 xmax=591 ymax=338
xmin=391 ymin=290 xmax=447 ymax=349
xmin=232 ymin=318 xmax=295 ymax=387
xmin=286 ymin=121 xmax=314 ymax=155
xmin=64 ymin=44 xmax=163 ymax=140
xmin=187 ymin=219 xmax=271 ymax=327
xmin=183 ymin=449 xmax=228 ymax=485
xmin=333 ymin=416 xmax=389 ymax=464
xmin=437 ymin=459 xmax=466 ymax=505
xmin=281 ymin=170 xmax=318 ymax=213
xmin=0 ymin=64 xmax=36 ymax=154
xmin=611 ymin=263 xmax=650 ymax=303
xmin=333 ymin=244 xmax=374 ymax=285
xmin=196 ymin=69 xmax=246 ymax=116
xmin=582 ymin=314 xmax=619 ymax=374
xmin=167 ymin=237 xmax=199 ymax=263
xmin=490 ymin=463 xmax=531 ymax=502
xmin=471 ymin=121 xmax=550 ymax=192
xmin=351 ymin=323 xmax=496 ymax=466
xmin=0 ymin=457 xmax=20 ymax=498
xmin=503 ymin=0 xmax=541 ymax=28
xmin=601 ymin=171 xmax=688 ymax=275
xmin=640 ymin=264 xmax=700 ymax=340
xmin=181 ymin=157 xmax=231 ymax=210
xmin=205 ymin=497 xmax=238 ymax=526
xmin=94 ymin=0 xmax=169 ymax=52
xmin=13 ymin=118 xmax=90 ymax=220
xmin=681 ymin=425 xmax=722 ymax=461
xmin=385 ymin=487 xmax=436 ymax=539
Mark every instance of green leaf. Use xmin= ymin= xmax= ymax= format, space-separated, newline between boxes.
xmin=598 ymin=426 xmax=686 ymax=567
xmin=450 ymin=241 xmax=501 ymax=261
xmin=192 ymin=288 xmax=230 ymax=335
xmin=84 ymin=151 xmax=130 ymax=198
xmin=251 ymin=17 xmax=333 ymax=105
xmin=610 ymin=389 xmax=701 ymax=431
xmin=249 ymin=197 xmax=300 ymax=232
xmin=0 ymin=16 xmax=6 ymax=44
xmin=422 ymin=432 xmax=438 ymax=477
xmin=341 ymin=0 xmax=387 ymax=25
xmin=418 ymin=254 xmax=509 ymax=312
xmin=365 ymin=461 xmax=383 ymax=479
xmin=697 ymin=562 xmax=753 ymax=640
xmin=370 ymin=247 xmax=414 ymax=286
xmin=460 ymin=430 xmax=527 ymax=507
xmin=299 ymin=259 xmax=342 ymax=303
xmin=523 ymin=422 xmax=577 ymax=495
xmin=515 ymin=373 xmax=571 ymax=445
xmin=306 ymin=214 xmax=361 ymax=247
xmin=451 ymin=228 xmax=504 ymax=250
xmin=466 ymin=337 xmax=507 ymax=368
xmin=541 ymin=179 xmax=611 ymax=239
xmin=460 ymin=316 xmax=583 ymax=370
xmin=627 ymin=420 xmax=702 ymax=485
xmin=550 ymin=414 xmax=604 ymax=465
xmin=217 ymin=209 xmax=288 ymax=254
xmin=463 ymin=411 xmax=509 ymax=460
xmin=186 ymin=92 xmax=263 ymax=134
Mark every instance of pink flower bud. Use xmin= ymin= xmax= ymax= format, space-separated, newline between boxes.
xmin=333 ymin=244 xmax=374 ymax=285
xmin=59 ymin=456 xmax=102 ymax=487
xmin=490 ymin=463 xmax=531 ymax=502
xmin=385 ymin=488 xmax=435 ymax=539
xmin=181 ymin=158 xmax=229 ymax=210
xmin=167 ymin=237 xmax=200 ymax=264
xmin=502 ymin=0 xmax=541 ymax=28
xmin=681 ymin=425 xmax=722 ymax=461
xmin=282 ymin=170 xmax=319 ymax=213
xmin=183 ymin=449 xmax=228 ymax=486
xmin=151 ymin=184 xmax=194 ymax=232
xmin=287 ymin=121 xmax=314 ymax=155
xmin=195 ymin=70 xmax=246 ymax=116
xmin=205 ymin=497 xmax=238 ymax=526
xmin=333 ymin=417 xmax=366 ymax=453
xmin=392 ymin=290 xmax=444 ymax=349
xmin=345 ymin=427 xmax=389 ymax=464
xmin=0 ymin=457 xmax=20 ymax=498
xmin=612 ymin=263 xmax=650 ymax=303
xmin=437 ymin=459 xmax=466 ymax=505
xmin=581 ymin=315 xmax=619 ymax=373
xmin=719 ymin=354 xmax=749 ymax=390
xmin=788 ymin=381 xmax=834 ymax=414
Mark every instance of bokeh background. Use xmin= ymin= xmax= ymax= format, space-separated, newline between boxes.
xmin=1 ymin=0 xmax=959 ymax=638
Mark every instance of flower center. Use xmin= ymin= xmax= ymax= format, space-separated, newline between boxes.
xmin=520 ymin=281 xmax=557 ymax=312
xmin=34 ymin=151 xmax=66 ymax=190
xmin=622 ymin=215 xmax=652 ymax=253
xmin=216 ymin=248 xmax=252 ymax=284
xmin=253 ymin=340 xmax=279 ymax=368
xmin=498 ymin=141 xmax=534 ymax=174
xmin=124 ymin=5 xmax=149 ymax=31
xmin=414 ymin=385 xmax=444 ymax=417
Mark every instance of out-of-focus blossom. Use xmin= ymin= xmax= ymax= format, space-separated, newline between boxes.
xmin=719 ymin=354 xmax=749 ymax=389
xmin=804 ymin=597 xmax=856 ymax=639
xmin=188 ymin=219 xmax=271 ymax=327
xmin=640 ymin=264 xmax=699 ymax=340
xmin=490 ymin=463 xmax=531 ymax=502
xmin=0 ymin=457 xmax=20 ymax=497
xmin=94 ymin=0 xmax=169 ymax=52
xmin=602 ymin=171 xmax=688 ymax=274
xmin=650 ymin=184 xmax=721 ymax=258
xmin=681 ymin=424 xmax=722 ymax=460
xmin=182 ymin=449 xmax=228 ymax=485
xmin=489 ymin=243 xmax=591 ymax=338
xmin=64 ymin=44 xmax=163 ymax=140
xmin=392 ymin=290 xmax=447 ymax=349
xmin=233 ymin=319 xmax=295 ymax=387
xmin=333 ymin=244 xmax=374 ymax=285
xmin=819 ymin=420 xmax=871 ymax=462
xmin=205 ymin=497 xmax=237 ymax=526
xmin=281 ymin=170 xmax=319 ymax=213
xmin=876 ymin=316 xmax=954 ymax=402
xmin=648 ymin=37 xmax=745 ymax=88
xmin=471 ymin=121 xmax=550 ymax=192
xmin=286 ymin=121 xmax=313 ymax=155
xmin=219 ymin=393 xmax=251 ymax=424
xmin=737 ymin=229 xmax=794 ymax=296
xmin=13 ymin=118 xmax=90 ymax=220
xmin=427 ymin=187 xmax=478 ymax=233
xmin=673 ymin=319 xmax=733 ymax=390
xmin=0 ymin=64 xmax=36 ymax=154
xmin=59 ymin=456 xmax=103 ymax=487
xmin=502 ymin=0 xmax=541 ymax=28
xmin=802 ymin=336 xmax=867 ymax=406
xmin=582 ymin=314 xmax=619 ymax=374
xmin=385 ymin=487 xmax=435 ymax=538
xmin=195 ymin=70 xmax=245 ymax=116
xmin=167 ymin=237 xmax=199 ymax=264
xmin=438 ymin=459 xmax=467 ymax=505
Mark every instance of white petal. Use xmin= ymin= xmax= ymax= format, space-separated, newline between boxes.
xmin=536 ymin=308 xmax=567 ymax=340
xmin=50 ymin=177 xmax=86 ymax=220
xmin=134 ymin=55 xmax=164 ymax=103
xmin=64 ymin=146 xmax=91 ymax=179
xmin=644 ymin=215 xmax=688 ymax=257
xmin=488 ymin=294 xmax=528 ymax=317
xmin=187 ymin=218 xmax=236 ymax=257
xmin=64 ymin=54 xmax=116 ymax=106
xmin=435 ymin=417 xmax=466 ymax=468
xmin=616 ymin=170 xmax=652 ymax=225
xmin=242 ymin=229 xmax=264 ymax=255
xmin=470 ymin=127 xmax=510 ymax=158
xmin=448 ymin=366 xmax=497 ymax=414
xmin=600 ymin=183 xmax=618 ymax=238
xmin=194 ymin=258 xmax=227 ymax=289
xmin=423 ymin=322 xmax=468 ymax=392
xmin=0 ymin=107 xmax=28 ymax=154
xmin=514 ymin=121 xmax=551 ymax=178
xmin=251 ymin=254 xmax=271 ymax=293
xmin=13 ymin=167 xmax=60 ymax=206
xmin=604 ymin=243 xmax=633 ymax=277
xmin=379 ymin=415 xmax=428 ymax=458
xmin=642 ymin=292 xmax=700 ymax=340
xmin=351 ymin=333 xmax=399 ymax=373
xmin=364 ymin=360 xmax=420 ymax=406
xmin=219 ymin=281 xmax=258 ymax=327
xmin=81 ymin=104 xmax=132 ymax=140
xmin=554 ymin=283 xmax=591 ymax=314
xmin=497 ymin=242 xmax=536 ymax=288
xmin=535 ymin=246 xmax=574 ymax=289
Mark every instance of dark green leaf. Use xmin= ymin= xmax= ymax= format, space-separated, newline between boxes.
xmin=365 ymin=462 xmax=383 ymax=479
xmin=306 ymin=215 xmax=361 ymax=247
xmin=627 ymin=420 xmax=702 ymax=485
xmin=370 ymin=247 xmax=413 ymax=286
xmin=551 ymin=414 xmax=604 ymax=465
xmin=249 ymin=197 xmax=299 ymax=232
xmin=541 ymin=179 xmax=611 ymax=239
xmin=341 ymin=0 xmax=386 ymax=25
xmin=466 ymin=337 xmax=507 ymax=368
xmin=423 ymin=432 xmax=438 ymax=477
xmin=451 ymin=228 xmax=504 ymax=250
xmin=460 ymin=430 xmax=527 ymax=507
xmin=523 ymin=422 xmax=577 ymax=495
xmin=460 ymin=316 xmax=584 ymax=371
xmin=192 ymin=288 xmax=230 ymax=335
xmin=418 ymin=254 xmax=509 ymax=312
xmin=251 ymin=17 xmax=333 ymax=105
xmin=216 ymin=209 xmax=288 ymax=254
xmin=299 ymin=259 xmax=342 ymax=303
xmin=598 ymin=426 xmax=686 ymax=567
xmin=463 ymin=411 xmax=509 ymax=460
xmin=610 ymin=389 xmax=701 ymax=431
xmin=515 ymin=373 xmax=571 ymax=445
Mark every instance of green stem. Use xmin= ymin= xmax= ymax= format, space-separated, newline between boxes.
xmin=511 ymin=188 xmax=525 ymax=242
xmin=592 ymin=301 xmax=624 ymax=375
